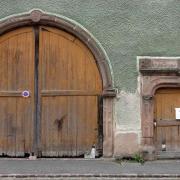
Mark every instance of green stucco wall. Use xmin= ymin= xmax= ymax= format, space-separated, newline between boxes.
xmin=1 ymin=0 xmax=180 ymax=92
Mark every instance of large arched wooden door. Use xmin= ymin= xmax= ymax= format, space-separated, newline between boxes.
xmin=39 ymin=26 xmax=102 ymax=157
xmin=0 ymin=26 xmax=103 ymax=157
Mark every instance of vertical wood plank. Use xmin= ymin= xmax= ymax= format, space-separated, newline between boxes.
xmin=7 ymin=35 xmax=18 ymax=156
xmin=0 ymin=40 xmax=8 ymax=155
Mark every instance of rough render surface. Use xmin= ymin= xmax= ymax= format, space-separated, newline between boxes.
xmin=0 ymin=0 xmax=179 ymax=156
xmin=1 ymin=0 xmax=180 ymax=92
xmin=115 ymin=91 xmax=141 ymax=132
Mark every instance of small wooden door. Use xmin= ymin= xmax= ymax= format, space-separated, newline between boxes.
xmin=0 ymin=26 xmax=102 ymax=157
xmin=39 ymin=27 xmax=102 ymax=156
xmin=154 ymin=88 xmax=180 ymax=157
xmin=0 ymin=27 xmax=35 ymax=156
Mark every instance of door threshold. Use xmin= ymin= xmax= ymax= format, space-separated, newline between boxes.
xmin=0 ymin=157 xmax=110 ymax=161
xmin=157 ymin=151 xmax=180 ymax=159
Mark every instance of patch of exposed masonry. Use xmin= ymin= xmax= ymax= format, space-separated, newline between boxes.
xmin=114 ymin=90 xmax=141 ymax=141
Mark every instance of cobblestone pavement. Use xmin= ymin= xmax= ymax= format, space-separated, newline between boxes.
xmin=0 ymin=159 xmax=180 ymax=179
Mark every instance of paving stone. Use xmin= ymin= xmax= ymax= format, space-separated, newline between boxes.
xmin=0 ymin=159 xmax=180 ymax=179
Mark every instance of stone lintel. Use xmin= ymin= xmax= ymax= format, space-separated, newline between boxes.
xmin=139 ymin=57 xmax=180 ymax=74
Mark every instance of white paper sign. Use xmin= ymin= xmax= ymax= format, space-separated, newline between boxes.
xmin=175 ymin=108 xmax=180 ymax=120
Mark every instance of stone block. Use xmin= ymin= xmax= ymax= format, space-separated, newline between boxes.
xmin=114 ymin=132 xmax=139 ymax=157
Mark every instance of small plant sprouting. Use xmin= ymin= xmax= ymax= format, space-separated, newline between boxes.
xmin=115 ymin=153 xmax=145 ymax=165
xmin=132 ymin=153 xmax=145 ymax=164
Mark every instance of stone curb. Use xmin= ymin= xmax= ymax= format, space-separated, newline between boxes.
xmin=0 ymin=174 xmax=180 ymax=178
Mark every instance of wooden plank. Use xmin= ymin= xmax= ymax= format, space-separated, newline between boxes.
xmin=157 ymin=120 xmax=180 ymax=127
xmin=76 ymin=96 xmax=87 ymax=155
xmin=15 ymin=32 xmax=26 ymax=156
xmin=0 ymin=34 xmax=9 ymax=155
xmin=86 ymin=96 xmax=98 ymax=153
xmin=0 ymin=27 xmax=32 ymax=44
xmin=40 ymin=97 xmax=48 ymax=156
xmin=58 ymin=97 xmax=68 ymax=157
xmin=0 ymin=91 xmax=31 ymax=97
xmin=56 ymin=28 xmax=68 ymax=91
xmin=156 ymin=127 xmax=162 ymax=151
xmin=6 ymin=34 xmax=18 ymax=156
xmin=0 ymin=41 xmax=8 ymax=91
xmin=70 ymin=38 xmax=86 ymax=91
xmin=171 ymin=126 xmax=178 ymax=151
xmin=40 ymin=26 xmax=75 ymax=42
xmin=6 ymin=97 xmax=16 ymax=156
xmin=39 ymin=27 xmax=48 ymax=156
xmin=0 ymin=39 xmax=8 ymax=155
xmin=156 ymin=88 xmax=180 ymax=94
xmin=52 ymin=34 xmax=63 ymax=157
xmin=0 ymin=98 xmax=8 ymax=155
xmin=165 ymin=126 xmax=172 ymax=151
xmin=41 ymin=90 xmax=101 ymax=96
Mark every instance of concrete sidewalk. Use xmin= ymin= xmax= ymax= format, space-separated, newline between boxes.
xmin=0 ymin=158 xmax=180 ymax=179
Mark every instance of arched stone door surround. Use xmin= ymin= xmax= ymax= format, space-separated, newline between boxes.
xmin=0 ymin=10 xmax=116 ymax=157
xmin=139 ymin=56 xmax=180 ymax=159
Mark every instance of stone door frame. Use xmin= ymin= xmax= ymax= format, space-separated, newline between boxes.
xmin=0 ymin=9 xmax=116 ymax=157
xmin=139 ymin=56 xmax=180 ymax=159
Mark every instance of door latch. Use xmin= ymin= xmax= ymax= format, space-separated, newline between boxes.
xmin=154 ymin=121 xmax=157 ymax=127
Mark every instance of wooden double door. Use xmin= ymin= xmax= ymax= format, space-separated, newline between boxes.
xmin=154 ymin=88 xmax=180 ymax=158
xmin=0 ymin=26 xmax=102 ymax=157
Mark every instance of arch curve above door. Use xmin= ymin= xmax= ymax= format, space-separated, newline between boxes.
xmin=0 ymin=9 xmax=115 ymax=94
